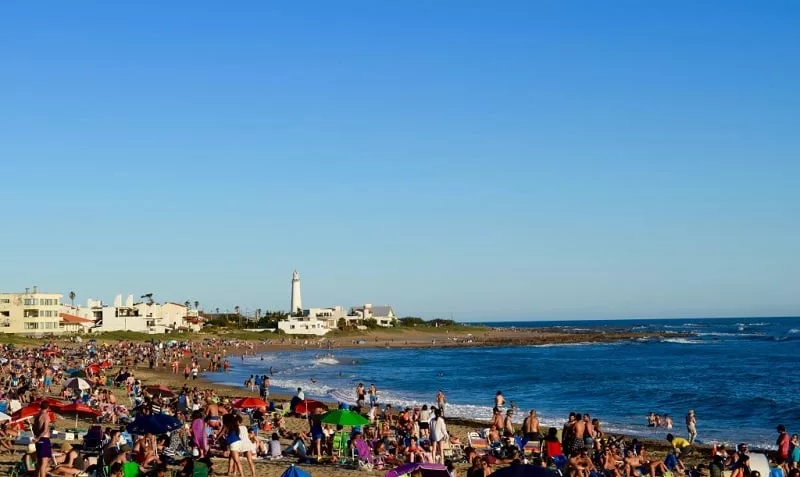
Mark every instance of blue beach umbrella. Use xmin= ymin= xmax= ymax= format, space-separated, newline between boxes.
xmin=280 ymin=465 xmax=311 ymax=477
xmin=126 ymin=414 xmax=182 ymax=435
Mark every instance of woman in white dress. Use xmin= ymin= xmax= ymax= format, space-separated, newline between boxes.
xmin=430 ymin=406 xmax=449 ymax=464
xmin=236 ymin=414 xmax=257 ymax=477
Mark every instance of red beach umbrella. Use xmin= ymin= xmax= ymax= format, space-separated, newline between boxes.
xmin=144 ymin=385 xmax=175 ymax=398
xmin=60 ymin=402 xmax=102 ymax=427
xmin=233 ymin=397 xmax=267 ymax=409
xmin=294 ymin=399 xmax=327 ymax=415
xmin=12 ymin=405 xmax=57 ymax=423
xmin=99 ymin=360 xmax=113 ymax=369
xmin=29 ymin=398 xmax=68 ymax=411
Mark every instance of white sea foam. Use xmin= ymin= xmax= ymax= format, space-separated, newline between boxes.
xmin=789 ymin=328 xmax=799 ymax=334
xmin=313 ymin=357 xmax=340 ymax=365
xmin=661 ymin=338 xmax=702 ymax=345
xmin=530 ymin=342 xmax=596 ymax=348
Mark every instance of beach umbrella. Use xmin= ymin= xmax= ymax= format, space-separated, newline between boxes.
xmin=280 ymin=465 xmax=311 ymax=477
xmin=64 ymin=377 xmax=92 ymax=392
xmin=60 ymin=402 xmax=102 ymax=428
xmin=29 ymin=398 xmax=68 ymax=411
xmin=126 ymin=414 xmax=182 ymax=435
xmin=144 ymin=385 xmax=175 ymax=398
xmin=86 ymin=363 xmax=101 ymax=375
xmin=12 ymin=405 xmax=57 ymax=423
xmin=0 ymin=412 xmax=11 ymax=422
xmin=321 ymin=409 xmax=369 ymax=427
xmin=385 ymin=462 xmax=449 ymax=477
xmin=489 ymin=465 xmax=558 ymax=477
xmin=294 ymin=399 xmax=327 ymax=415
xmin=99 ymin=360 xmax=113 ymax=369
xmin=68 ymin=369 xmax=86 ymax=378
xmin=233 ymin=397 xmax=267 ymax=410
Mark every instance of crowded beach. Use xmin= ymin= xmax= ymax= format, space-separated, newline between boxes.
xmin=0 ymin=338 xmax=797 ymax=477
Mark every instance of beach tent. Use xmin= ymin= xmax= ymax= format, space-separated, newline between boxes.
xmin=280 ymin=464 xmax=311 ymax=477
xmin=490 ymin=465 xmax=558 ymax=477
xmin=385 ymin=462 xmax=449 ymax=477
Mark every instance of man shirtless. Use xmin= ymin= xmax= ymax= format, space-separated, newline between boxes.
xmin=568 ymin=449 xmax=596 ymax=477
xmin=571 ymin=413 xmax=587 ymax=453
xmin=503 ymin=410 xmax=515 ymax=438
xmin=33 ymin=402 xmax=52 ymax=477
xmin=521 ymin=410 xmax=541 ymax=448
xmin=487 ymin=425 xmax=502 ymax=445
xmin=603 ymin=445 xmax=624 ymax=477
xmin=491 ymin=408 xmax=504 ymax=430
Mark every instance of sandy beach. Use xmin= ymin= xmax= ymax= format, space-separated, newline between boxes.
xmin=0 ymin=329 xmax=709 ymax=477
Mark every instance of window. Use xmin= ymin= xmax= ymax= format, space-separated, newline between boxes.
xmin=24 ymin=322 xmax=39 ymax=330
xmin=0 ymin=299 xmax=9 ymax=304
xmin=24 ymin=299 xmax=37 ymax=306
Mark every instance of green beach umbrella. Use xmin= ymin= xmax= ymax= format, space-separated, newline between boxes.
xmin=320 ymin=409 xmax=370 ymax=426
xmin=69 ymin=370 xmax=86 ymax=378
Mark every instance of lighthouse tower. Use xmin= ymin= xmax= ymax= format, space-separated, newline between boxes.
xmin=290 ymin=270 xmax=303 ymax=314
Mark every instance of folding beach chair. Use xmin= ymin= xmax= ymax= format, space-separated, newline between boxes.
xmin=468 ymin=432 xmax=490 ymax=455
xmin=442 ymin=439 xmax=465 ymax=462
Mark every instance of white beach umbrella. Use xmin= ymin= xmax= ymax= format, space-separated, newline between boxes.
xmin=63 ymin=377 xmax=92 ymax=391
xmin=0 ymin=412 xmax=11 ymax=422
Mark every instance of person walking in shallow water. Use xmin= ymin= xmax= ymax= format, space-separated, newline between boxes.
xmin=686 ymin=410 xmax=697 ymax=444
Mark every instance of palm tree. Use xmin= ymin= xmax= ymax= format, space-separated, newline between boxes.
xmin=68 ymin=291 xmax=76 ymax=308
xmin=184 ymin=300 xmax=190 ymax=309
xmin=215 ymin=307 xmax=220 ymax=314
xmin=234 ymin=305 xmax=241 ymax=328
xmin=194 ymin=300 xmax=199 ymax=311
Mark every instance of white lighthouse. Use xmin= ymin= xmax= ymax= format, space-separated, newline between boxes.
xmin=290 ymin=270 xmax=303 ymax=314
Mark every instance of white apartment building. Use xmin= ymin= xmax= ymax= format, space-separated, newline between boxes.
xmin=0 ymin=287 xmax=64 ymax=334
xmin=277 ymin=315 xmax=330 ymax=335
xmin=68 ymin=294 xmax=192 ymax=334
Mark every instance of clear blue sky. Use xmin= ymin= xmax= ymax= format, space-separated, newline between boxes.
xmin=2 ymin=1 xmax=798 ymax=321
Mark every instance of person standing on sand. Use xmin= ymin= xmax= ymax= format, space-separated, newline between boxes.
xmin=430 ymin=407 xmax=448 ymax=464
xmin=437 ymin=390 xmax=446 ymax=416
xmin=32 ymin=402 xmax=52 ymax=477
xmin=521 ymin=410 xmax=541 ymax=448
xmin=686 ymin=410 xmax=697 ymax=444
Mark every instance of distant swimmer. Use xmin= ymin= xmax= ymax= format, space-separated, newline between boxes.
xmin=311 ymin=378 xmax=316 ymax=384
xmin=437 ymin=372 xmax=444 ymax=377
xmin=269 ymin=366 xmax=274 ymax=376
xmin=260 ymin=356 xmax=264 ymax=361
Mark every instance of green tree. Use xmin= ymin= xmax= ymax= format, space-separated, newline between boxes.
xmin=68 ymin=291 xmax=76 ymax=307
xmin=363 ymin=318 xmax=379 ymax=329
xmin=194 ymin=300 xmax=199 ymax=310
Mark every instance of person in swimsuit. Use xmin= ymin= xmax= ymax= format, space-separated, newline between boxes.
xmin=33 ymin=402 xmax=52 ymax=477
xmin=685 ymin=410 xmax=697 ymax=444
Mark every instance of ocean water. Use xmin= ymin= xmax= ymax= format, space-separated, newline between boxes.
xmin=206 ymin=317 xmax=800 ymax=449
